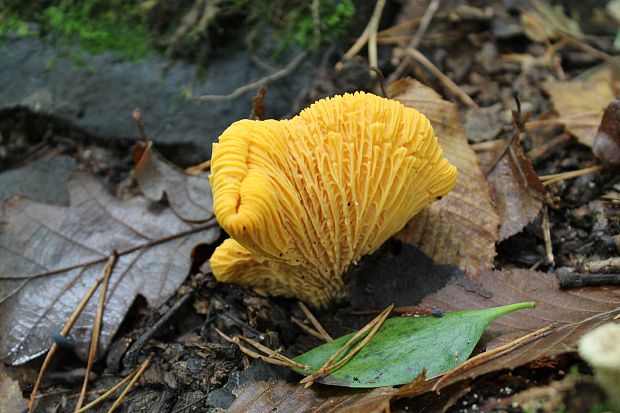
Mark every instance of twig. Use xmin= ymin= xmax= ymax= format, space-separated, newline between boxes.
xmin=557 ymin=33 xmax=613 ymax=62
xmin=539 ymin=165 xmax=603 ymax=186
xmin=336 ymin=0 xmax=387 ymax=70
xmin=431 ymin=324 xmax=556 ymax=392
xmin=311 ymin=0 xmax=321 ymax=50
xmin=404 ymin=48 xmax=478 ymax=109
xmin=367 ymin=0 xmax=387 ymax=76
xmin=298 ymin=301 xmax=333 ymax=342
xmin=215 ymin=328 xmax=307 ymax=369
xmin=27 ymin=256 xmax=117 ymax=413
xmin=123 ymin=291 xmax=194 ymax=368
xmin=132 ymin=109 xmax=151 ymax=142
xmin=185 ymin=159 xmax=211 ymax=175
xmin=76 ymin=365 xmax=142 ymax=413
xmin=107 ymin=355 xmax=152 ymax=413
xmin=583 ymin=257 xmax=620 ymax=274
xmin=236 ymin=335 xmax=307 ymax=369
xmin=292 ymin=317 xmax=327 ymax=341
xmin=300 ymin=304 xmax=394 ymax=388
xmin=388 ymin=0 xmax=442 ymax=82
xmin=75 ymin=253 xmax=118 ymax=412
xmin=484 ymin=93 xmax=522 ymax=177
xmin=542 ymin=206 xmax=555 ymax=266
xmin=557 ymin=271 xmax=620 ymax=289
xmin=196 ymin=52 xmax=307 ymax=102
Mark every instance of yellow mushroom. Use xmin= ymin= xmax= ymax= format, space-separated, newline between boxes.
xmin=209 ymin=92 xmax=457 ymax=307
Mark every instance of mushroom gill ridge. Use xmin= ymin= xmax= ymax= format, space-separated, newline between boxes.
xmin=209 ymin=92 xmax=457 ymax=307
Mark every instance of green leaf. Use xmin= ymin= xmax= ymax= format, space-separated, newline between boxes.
xmin=293 ymin=302 xmax=535 ymax=388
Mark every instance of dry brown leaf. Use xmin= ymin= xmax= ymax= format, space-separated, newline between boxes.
xmin=593 ymin=99 xmax=620 ymax=170
xmin=543 ymin=67 xmax=617 ymax=147
xmin=132 ymin=140 xmax=214 ymax=222
xmin=389 ymin=79 xmax=499 ymax=274
xmin=413 ymin=269 xmax=620 ymax=393
xmin=476 ymin=138 xmax=544 ymax=240
xmin=0 ymin=171 xmax=219 ymax=365
xmin=228 ymin=377 xmax=396 ymax=413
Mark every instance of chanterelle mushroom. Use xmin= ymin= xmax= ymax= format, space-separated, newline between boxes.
xmin=209 ymin=92 xmax=457 ymax=307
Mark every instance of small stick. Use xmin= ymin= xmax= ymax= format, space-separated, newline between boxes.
xmin=540 ymin=165 xmax=603 ymax=186
xmin=298 ymin=301 xmax=333 ymax=342
xmin=557 ymin=272 xmax=620 ymax=289
xmin=300 ymin=304 xmax=394 ymax=388
xmin=542 ymin=206 xmax=555 ymax=267
xmin=28 ymin=257 xmax=117 ymax=413
xmin=388 ymin=0 xmax=442 ymax=82
xmin=311 ymin=0 xmax=321 ymax=49
xmin=583 ymin=257 xmax=620 ymax=274
xmin=292 ymin=317 xmax=328 ymax=342
xmin=75 ymin=253 xmax=118 ymax=412
xmin=185 ymin=159 xmax=211 ymax=175
xmin=196 ymin=52 xmax=307 ymax=102
xmin=336 ymin=0 xmax=386 ymax=70
xmin=123 ymin=291 xmax=194 ymax=368
xmin=405 ymin=48 xmax=478 ymax=109
xmin=236 ymin=335 xmax=307 ymax=369
xmin=367 ymin=0 xmax=387 ymax=76
xmin=431 ymin=324 xmax=556 ymax=392
xmin=107 ymin=355 xmax=152 ymax=413
xmin=76 ymin=365 xmax=142 ymax=413
xmin=131 ymin=109 xmax=151 ymax=142
xmin=557 ymin=33 xmax=613 ymax=62
xmin=215 ymin=328 xmax=306 ymax=369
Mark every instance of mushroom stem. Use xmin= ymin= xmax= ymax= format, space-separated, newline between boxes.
xmin=578 ymin=323 xmax=620 ymax=409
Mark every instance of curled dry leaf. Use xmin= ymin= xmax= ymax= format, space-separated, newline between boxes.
xmin=476 ymin=138 xmax=544 ymax=241
xmin=593 ymin=99 xmax=620 ymax=170
xmin=543 ymin=66 xmax=617 ymax=147
xmin=132 ymin=140 xmax=214 ymax=222
xmin=415 ymin=269 xmax=620 ymax=393
xmin=389 ymin=79 xmax=500 ymax=274
xmin=0 ymin=171 xmax=219 ymax=365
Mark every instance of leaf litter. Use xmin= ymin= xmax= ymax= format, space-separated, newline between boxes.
xmin=0 ymin=170 xmax=219 ymax=365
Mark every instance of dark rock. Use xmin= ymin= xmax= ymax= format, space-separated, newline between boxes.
xmin=0 ymin=36 xmax=318 ymax=165
xmin=0 ymin=155 xmax=75 ymax=221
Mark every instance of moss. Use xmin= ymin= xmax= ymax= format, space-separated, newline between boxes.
xmin=0 ymin=0 xmax=154 ymax=60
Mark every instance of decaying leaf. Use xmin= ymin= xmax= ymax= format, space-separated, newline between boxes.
xmin=132 ymin=140 xmax=214 ymax=222
xmin=522 ymin=0 xmax=583 ymax=42
xmin=389 ymin=79 xmax=500 ymax=274
xmin=593 ymin=99 xmax=620 ymax=170
xmin=0 ymin=171 xmax=219 ymax=365
xmin=0 ymin=367 xmax=27 ymax=413
xmin=414 ymin=269 xmax=620 ymax=393
xmin=223 ymin=361 xmax=403 ymax=413
xmin=543 ymin=66 xmax=617 ymax=147
xmin=292 ymin=303 xmax=534 ymax=388
xmin=476 ymin=138 xmax=544 ymax=240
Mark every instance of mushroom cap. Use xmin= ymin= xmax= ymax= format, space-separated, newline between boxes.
xmin=209 ymin=92 xmax=457 ymax=307
xmin=579 ymin=323 xmax=620 ymax=370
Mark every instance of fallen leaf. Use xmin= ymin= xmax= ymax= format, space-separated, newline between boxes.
xmin=522 ymin=0 xmax=583 ymax=42
xmin=475 ymin=138 xmax=544 ymax=240
xmin=221 ymin=361 xmax=405 ymax=413
xmin=414 ymin=269 xmax=620 ymax=393
xmin=593 ymin=99 xmax=620 ymax=170
xmin=0 ymin=171 xmax=219 ymax=365
xmin=293 ymin=303 xmax=534 ymax=388
xmin=389 ymin=79 xmax=500 ymax=274
xmin=543 ymin=67 xmax=617 ymax=147
xmin=132 ymin=140 xmax=214 ymax=222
